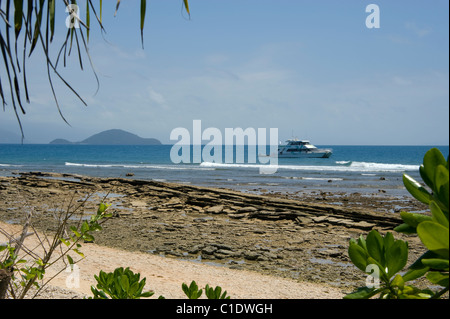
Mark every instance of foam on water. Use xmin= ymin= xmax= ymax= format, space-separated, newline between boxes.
xmin=200 ymin=161 xmax=419 ymax=173
xmin=65 ymin=162 xmax=215 ymax=171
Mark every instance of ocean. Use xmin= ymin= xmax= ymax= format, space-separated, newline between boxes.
xmin=0 ymin=144 xmax=448 ymax=197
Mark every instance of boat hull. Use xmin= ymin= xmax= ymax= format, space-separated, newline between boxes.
xmin=277 ymin=151 xmax=332 ymax=158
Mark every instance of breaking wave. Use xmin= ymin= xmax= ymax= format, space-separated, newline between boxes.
xmin=200 ymin=161 xmax=419 ymax=173
xmin=65 ymin=162 xmax=215 ymax=171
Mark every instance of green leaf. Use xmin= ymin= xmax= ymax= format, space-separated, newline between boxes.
xmin=140 ymin=291 xmax=155 ymax=298
xmin=420 ymin=148 xmax=447 ymax=190
xmin=426 ymin=272 xmax=449 ymax=287
xmin=357 ymin=235 xmax=367 ymax=251
xmin=386 ymin=240 xmax=408 ymax=278
xmin=183 ymin=0 xmax=190 ymax=15
xmin=140 ymin=0 xmax=146 ymax=48
xmin=60 ymin=238 xmax=70 ymax=246
xmin=120 ymin=275 xmax=130 ymax=293
xmin=399 ymin=211 xmax=432 ymax=228
xmin=383 ymin=232 xmax=395 ymax=253
xmin=435 ymin=165 xmax=449 ymax=212
xmin=129 ymin=281 xmax=139 ymax=297
xmin=81 ymin=220 xmax=90 ymax=233
xmin=417 ymin=221 xmax=449 ymax=259
xmin=83 ymin=233 xmax=94 ymax=242
xmin=114 ymin=278 xmax=122 ymax=297
xmin=49 ymin=0 xmax=56 ymax=42
xmin=343 ymin=286 xmax=381 ymax=299
xmin=394 ymin=223 xmax=417 ymax=234
xmin=114 ymin=0 xmax=121 ymax=17
xmin=86 ymin=0 xmax=90 ymax=42
xmin=36 ymin=258 xmax=45 ymax=266
xmin=67 ymin=255 xmax=74 ymax=265
xmin=408 ymin=250 xmax=438 ymax=270
xmin=403 ymin=174 xmax=431 ymax=205
xmin=99 ymin=0 xmax=103 ymax=23
xmin=366 ymin=230 xmax=385 ymax=266
xmin=430 ymin=201 xmax=449 ymax=228
xmin=391 ymin=274 xmax=404 ymax=290
xmin=97 ymin=202 xmax=110 ymax=215
xmin=14 ymin=0 xmax=23 ymax=37
xmin=73 ymin=248 xmax=85 ymax=259
xmin=70 ymin=226 xmax=82 ymax=238
xmin=402 ymin=267 xmax=430 ymax=282
xmin=421 ymin=258 xmax=449 ymax=270
xmin=205 ymin=284 xmax=226 ymax=299
xmin=348 ymin=242 xmax=368 ymax=272
xmin=29 ymin=0 xmax=45 ymax=57
xmin=182 ymin=281 xmax=202 ymax=299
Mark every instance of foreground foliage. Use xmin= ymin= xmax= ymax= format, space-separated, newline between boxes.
xmin=90 ymin=267 xmax=154 ymax=299
xmin=0 ymin=196 xmax=111 ymax=299
xmin=345 ymin=148 xmax=449 ymax=299
xmin=90 ymin=271 xmax=231 ymax=300
xmin=182 ymin=280 xmax=230 ymax=299
xmin=0 ymin=0 xmax=190 ymax=137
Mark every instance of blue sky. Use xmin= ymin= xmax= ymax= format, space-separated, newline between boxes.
xmin=0 ymin=0 xmax=448 ymax=145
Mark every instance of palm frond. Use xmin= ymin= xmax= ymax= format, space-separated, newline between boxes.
xmin=0 ymin=0 xmax=190 ymax=139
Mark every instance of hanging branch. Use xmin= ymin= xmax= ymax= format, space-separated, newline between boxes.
xmin=0 ymin=0 xmax=190 ymax=140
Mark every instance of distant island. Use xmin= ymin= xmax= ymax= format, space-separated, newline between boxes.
xmin=49 ymin=129 xmax=161 ymax=145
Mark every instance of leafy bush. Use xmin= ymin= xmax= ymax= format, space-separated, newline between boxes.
xmin=1 ymin=198 xmax=111 ymax=299
xmin=345 ymin=148 xmax=449 ymax=299
xmin=182 ymin=280 xmax=231 ymax=299
xmin=205 ymin=284 xmax=230 ymax=299
xmin=90 ymin=274 xmax=231 ymax=299
xmin=182 ymin=280 xmax=203 ymax=299
xmin=90 ymin=267 xmax=154 ymax=299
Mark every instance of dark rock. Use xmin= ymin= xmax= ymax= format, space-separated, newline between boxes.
xmin=202 ymin=246 xmax=217 ymax=255
xmin=243 ymin=251 xmax=260 ymax=261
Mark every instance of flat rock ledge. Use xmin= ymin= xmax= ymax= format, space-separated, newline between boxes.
xmin=0 ymin=172 xmax=427 ymax=291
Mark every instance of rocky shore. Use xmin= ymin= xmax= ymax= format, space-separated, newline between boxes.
xmin=0 ymin=172 xmax=429 ymax=294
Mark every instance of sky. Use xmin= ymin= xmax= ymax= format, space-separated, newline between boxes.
xmin=0 ymin=0 xmax=449 ymax=145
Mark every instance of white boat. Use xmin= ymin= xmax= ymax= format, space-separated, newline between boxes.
xmin=277 ymin=139 xmax=332 ymax=158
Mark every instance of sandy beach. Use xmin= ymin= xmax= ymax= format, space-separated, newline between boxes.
xmin=0 ymin=172 xmax=429 ymax=299
xmin=0 ymin=221 xmax=344 ymax=299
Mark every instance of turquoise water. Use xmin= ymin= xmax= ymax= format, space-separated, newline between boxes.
xmin=0 ymin=144 xmax=448 ymax=196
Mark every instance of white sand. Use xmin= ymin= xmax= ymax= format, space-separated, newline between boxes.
xmin=0 ymin=221 xmax=344 ymax=299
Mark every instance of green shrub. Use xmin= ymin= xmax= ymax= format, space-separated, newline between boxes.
xmin=181 ymin=280 xmax=231 ymax=299
xmin=90 ymin=267 xmax=154 ymax=299
xmin=345 ymin=148 xmax=449 ymax=299
xmin=205 ymin=284 xmax=230 ymax=299
xmin=182 ymin=280 xmax=203 ymax=299
xmin=1 ymin=199 xmax=112 ymax=299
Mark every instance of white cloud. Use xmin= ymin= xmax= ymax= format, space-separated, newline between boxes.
xmin=148 ymin=87 xmax=167 ymax=106
xmin=405 ymin=22 xmax=432 ymax=38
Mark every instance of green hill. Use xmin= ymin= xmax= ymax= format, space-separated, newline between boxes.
xmin=49 ymin=129 xmax=161 ymax=145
